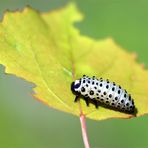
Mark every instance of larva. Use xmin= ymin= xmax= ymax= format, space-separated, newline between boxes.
xmin=71 ymin=75 xmax=135 ymax=113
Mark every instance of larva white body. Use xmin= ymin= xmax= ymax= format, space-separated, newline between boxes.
xmin=71 ymin=75 xmax=135 ymax=113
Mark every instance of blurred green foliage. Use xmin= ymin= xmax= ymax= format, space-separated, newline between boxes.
xmin=0 ymin=0 xmax=148 ymax=148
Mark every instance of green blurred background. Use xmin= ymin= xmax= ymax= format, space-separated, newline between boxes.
xmin=0 ymin=0 xmax=148 ymax=148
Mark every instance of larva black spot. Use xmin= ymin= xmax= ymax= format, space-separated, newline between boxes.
xmin=112 ymin=103 xmax=115 ymax=106
xmin=124 ymin=93 xmax=126 ymax=98
xmin=98 ymin=90 xmax=101 ymax=93
xmin=103 ymin=92 xmax=107 ymax=95
xmin=112 ymin=87 xmax=115 ymax=91
xmin=118 ymin=90 xmax=121 ymax=94
xmin=81 ymin=87 xmax=85 ymax=92
xmin=71 ymin=75 xmax=135 ymax=114
xmin=106 ymin=101 xmax=109 ymax=104
xmin=100 ymin=83 xmax=103 ymax=87
xmin=90 ymin=90 xmax=94 ymax=95
xmin=132 ymin=100 xmax=134 ymax=105
xmin=109 ymin=94 xmax=112 ymax=98
xmin=126 ymin=103 xmax=129 ymax=106
xmin=129 ymin=95 xmax=131 ymax=101
xmin=121 ymin=100 xmax=124 ymax=103
xmin=106 ymin=85 xmax=109 ymax=89
xmin=115 ymin=97 xmax=118 ymax=100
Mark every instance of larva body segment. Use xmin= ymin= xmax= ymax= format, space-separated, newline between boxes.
xmin=71 ymin=75 xmax=135 ymax=113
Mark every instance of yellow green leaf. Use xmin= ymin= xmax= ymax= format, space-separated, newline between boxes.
xmin=0 ymin=3 xmax=148 ymax=121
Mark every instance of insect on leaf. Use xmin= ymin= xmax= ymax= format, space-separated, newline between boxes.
xmin=0 ymin=3 xmax=148 ymax=120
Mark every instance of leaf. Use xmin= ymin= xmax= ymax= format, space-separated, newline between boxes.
xmin=0 ymin=3 xmax=148 ymax=121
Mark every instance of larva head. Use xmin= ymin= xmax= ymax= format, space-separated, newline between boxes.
xmin=71 ymin=79 xmax=81 ymax=93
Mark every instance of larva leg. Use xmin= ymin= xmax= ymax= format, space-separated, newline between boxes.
xmin=93 ymin=99 xmax=99 ymax=109
xmin=74 ymin=94 xmax=80 ymax=102
xmin=84 ymin=97 xmax=89 ymax=106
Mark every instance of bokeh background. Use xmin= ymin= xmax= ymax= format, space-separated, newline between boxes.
xmin=0 ymin=0 xmax=148 ymax=148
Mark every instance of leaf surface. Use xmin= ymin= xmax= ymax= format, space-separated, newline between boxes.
xmin=0 ymin=3 xmax=148 ymax=120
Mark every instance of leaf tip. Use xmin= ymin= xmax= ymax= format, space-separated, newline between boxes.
xmin=63 ymin=2 xmax=84 ymax=23
xmin=140 ymin=63 xmax=145 ymax=69
xmin=131 ymin=52 xmax=138 ymax=60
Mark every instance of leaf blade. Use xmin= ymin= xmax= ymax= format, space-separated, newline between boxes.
xmin=0 ymin=3 xmax=148 ymax=120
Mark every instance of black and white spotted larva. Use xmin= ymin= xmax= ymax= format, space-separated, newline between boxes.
xmin=71 ymin=75 xmax=135 ymax=113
